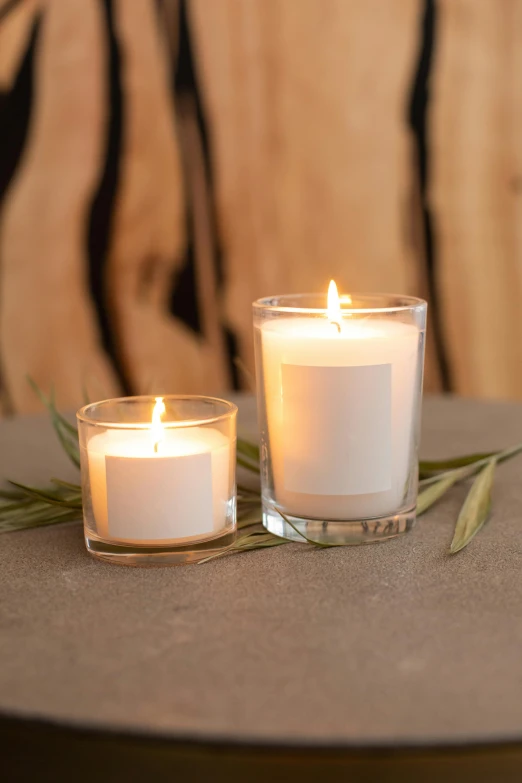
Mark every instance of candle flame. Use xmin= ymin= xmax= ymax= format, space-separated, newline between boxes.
xmin=327 ymin=280 xmax=342 ymax=333
xmin=151 ymin=396 xmax=166 ymax=453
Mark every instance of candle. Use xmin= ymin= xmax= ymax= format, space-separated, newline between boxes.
xmin=254 ymin=285 xmax=426 ymax=540
xmin=77 ymin=396 xmax=237 ymax=563
xmin=87 ymin=410 xmax=230 ymax=544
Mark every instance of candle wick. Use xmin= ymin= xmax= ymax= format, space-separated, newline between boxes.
xmin=154 ymin=441 xmax=160 ymax=454
xmin=331 ymin=321 xmax=341 ymax=334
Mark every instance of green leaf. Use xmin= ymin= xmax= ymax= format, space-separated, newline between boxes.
xmin=27 ymin=378 xmax=81 ymax=469
xmin=0 ymin=487 xmax=28 ymax=501
xmin=237 ymin=437 xmax=260 ymax=464
xmin=16 ymin=505 xmax=80 ymax=524
xmin=198 ymin=531 xmax=286 ymax=563
xmin=0 ymin=499 xmax=35 ymax=515
xmin=8 ymin=481 xmax=82 ymax=509
xmin=419 ymin=452 xmax=496 ymax=478
xmin=27 ymin=377 xmax=78 ymax=437
xmin=237 ymin=517 xmax=262 ymax=531
xmin=237 ymin=500 xmax=261 ymax=512
xmin=277 ymin=509 xmax=341 ymax=548
xmin=0 ymin=508 xmax=81 ymax=534
xmin=51 ymin=478 xmax=82 ymax=492
xmin=419 ymin=443 xmax=522 ymax=489
xmin=449 ymin=458 xmax=497 ymax=554
xmin=416 ymin=475 xmax=459 ymax=515
xmin=236 ymin=455 xmax=260 ymax=474
xmin=51 ymin=423 xmax=81 ymax=470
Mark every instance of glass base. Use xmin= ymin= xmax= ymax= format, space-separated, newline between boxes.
xmin=85 ymin=529 xmax=236 ymax=566
xmin=262 ymin=504 xmax=416 ymax=545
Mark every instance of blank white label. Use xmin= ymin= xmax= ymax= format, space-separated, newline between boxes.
xmin=281 ymin=364 xmax=392 ymax=495
xmin=106 ymin=452 xmax=214 ymax=540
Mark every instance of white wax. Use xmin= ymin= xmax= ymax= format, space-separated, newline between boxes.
xmin=260 ymin=317 xmax=421 ymax=519
xmin=86 ymin=427 xmax=231 ymax=544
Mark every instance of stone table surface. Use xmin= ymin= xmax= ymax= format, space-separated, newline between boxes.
xmin=1 ymin=395 xmax=522 ymax=752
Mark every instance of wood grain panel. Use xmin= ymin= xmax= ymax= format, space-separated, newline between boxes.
xmin=431 ymin=0 xmax=522 ymax=398
xmin=189 ymin=0 xmax=441 ymax=390
xmin=157 ymin=0 xmax=179 ymax=65
xmin=0 ymin=0 xmax=120 ymax=413
xmin=108 ymin=0 xmax=225 ymax=395
xmin=178 ymin=94 xmax=232 ymax=390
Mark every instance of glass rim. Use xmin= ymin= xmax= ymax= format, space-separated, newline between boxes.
xmin=76 ymin=395 xmax=238 ymax=429
xmin=253 ymin=292 xmax=427 ymax=315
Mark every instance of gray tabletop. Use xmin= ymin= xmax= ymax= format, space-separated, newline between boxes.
xmin=1 ymin=395 xmax=522 ymax=752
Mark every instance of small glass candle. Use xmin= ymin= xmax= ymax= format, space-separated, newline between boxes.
xmin=77 ymin=396 xmax=237 ymax=565
xmin=253 ymin=284 xmax=426 ymax=544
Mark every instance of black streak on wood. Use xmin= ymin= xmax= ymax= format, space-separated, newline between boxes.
xmin=0 ymin=17 xmax=37 ymax=206
xmin=87 ymin=0 xmax=130 ymax=394
xmin=168 ymin=0 xmax=202 ymax=336
xmin=408 ymin=0 xmax=451 ymax=391
xmin=0 ymin=16 xmax=39 ymax=413
xmin=170 ymin=0 xmax=239 ymax=388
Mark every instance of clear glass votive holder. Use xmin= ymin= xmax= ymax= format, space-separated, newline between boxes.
xmin=253 ymin=293 xmax=427 ymax=545
xmin=77 ymin=396 xmax=237 ymax=566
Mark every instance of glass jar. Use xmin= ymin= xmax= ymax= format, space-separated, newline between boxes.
xmin=77 ymin=395 xmax=237 ymax=565
xmin=253 ymin=293 xmax=427 ymax=544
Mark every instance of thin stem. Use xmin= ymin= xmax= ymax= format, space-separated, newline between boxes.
xmin=419 ymin=442 xmax=522 ymax=487
xmin=236 ymin=455 xmax=260 ymax=474
xmin=277 ymin=510 xmax=341 ymax=548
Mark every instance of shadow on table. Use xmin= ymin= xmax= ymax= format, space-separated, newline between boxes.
xmin=2 ymin=715 xmax=522 ymax=783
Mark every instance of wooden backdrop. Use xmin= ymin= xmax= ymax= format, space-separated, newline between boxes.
xmin=0 ymin=0 xmax=521 ymax=414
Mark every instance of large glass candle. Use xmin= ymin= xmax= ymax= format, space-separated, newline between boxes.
xmin=77 ymin=396 xmax=237 ymax=565
xmin=253 ymin=286 xmax=426 ymax=544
